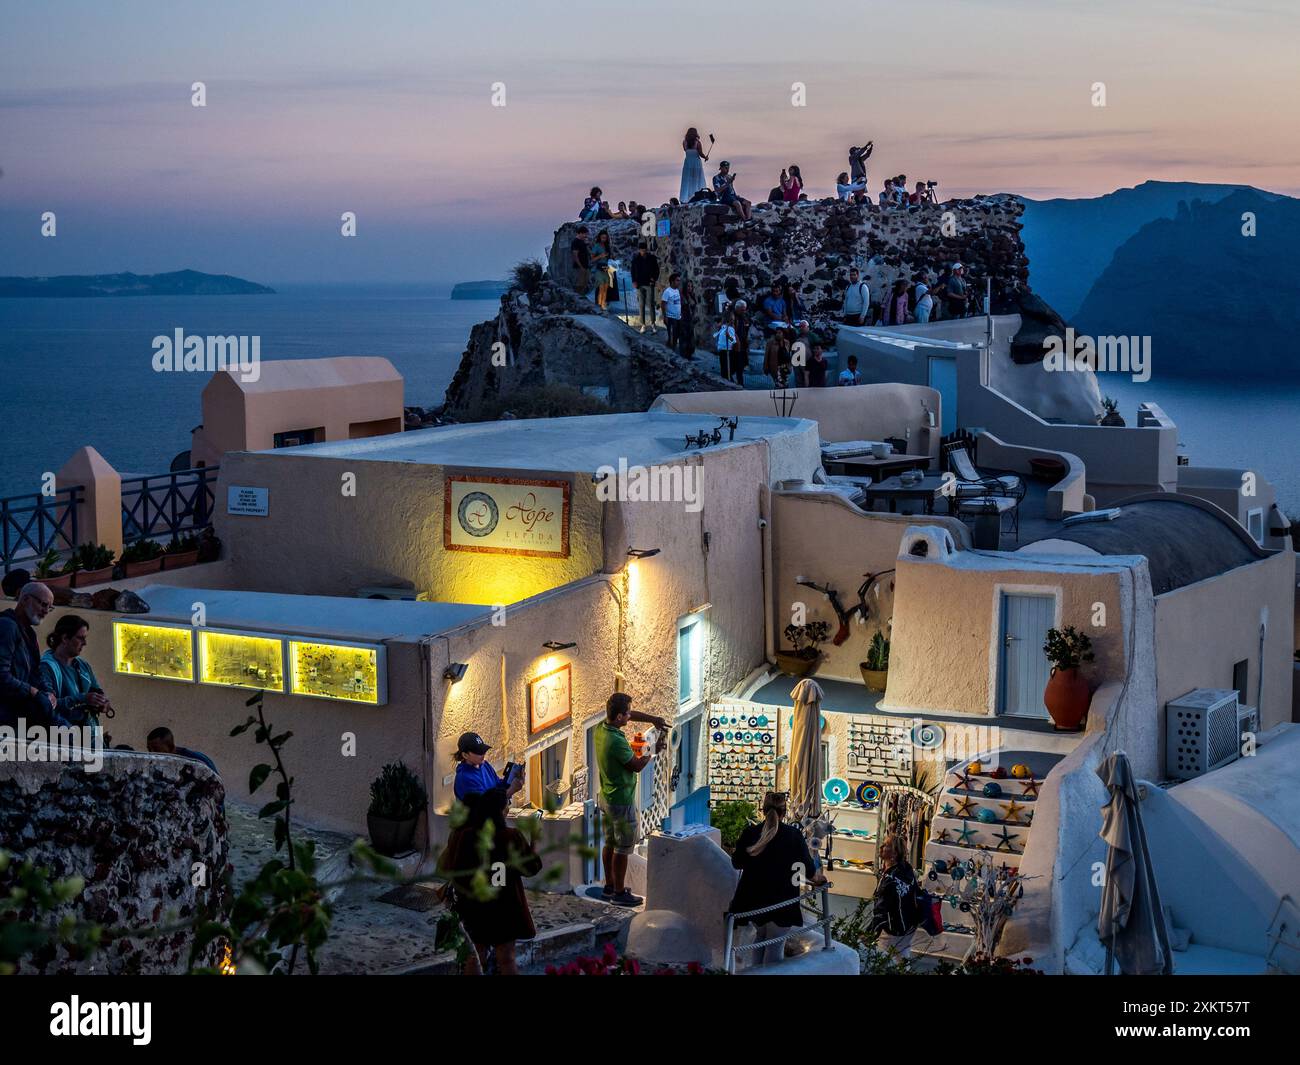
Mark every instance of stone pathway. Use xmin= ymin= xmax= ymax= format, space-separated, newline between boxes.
xmin=226 ymin=801 xmax=632 ymax=974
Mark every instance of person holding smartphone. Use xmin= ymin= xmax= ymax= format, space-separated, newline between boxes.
xmin=452 ymin=731 xmax=524 ymax=803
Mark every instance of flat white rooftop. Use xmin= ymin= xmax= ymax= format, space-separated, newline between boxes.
xmin=129 ymin=585 xmax=492 ymax=641
xmin=253 ymin=411 xmax=814 ymax=472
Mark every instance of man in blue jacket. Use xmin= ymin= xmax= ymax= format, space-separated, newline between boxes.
xmin=0 ymin=581 xmax=58 ymax=728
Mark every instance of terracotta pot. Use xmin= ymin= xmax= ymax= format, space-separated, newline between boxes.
xmin=859 ymin=665 xmax=888 ymax=692
xmin=774 ymin=651 xmax=821 ymax=678
xmin=73 ymin=565 xmax=115 ymax=588
xmin=36 ymin=573 xmax=73 ymax=590
xmin=163 ymin=549 xmax=199 ymax=570
xmin=1044 ymin=667 xmax=1091 ymax=731
xmin=367 ymin=812 xmax=418 ymax=857
xmin=124 ymin=558 xmax=164 ymax=577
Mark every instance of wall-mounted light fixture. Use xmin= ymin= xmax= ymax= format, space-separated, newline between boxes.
xmin=626 ymin=547 xmax=660 ymax=560
xmin=541 ymin=641 xmax=577 ymax=652
xmin=688 ymin=602 xmax=713 ymax=614
xmin=442 ymin=662 xmax=468 ymax=683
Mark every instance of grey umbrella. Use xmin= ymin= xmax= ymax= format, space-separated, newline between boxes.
xmin=1096 ymin=750 xmax=1173 ymax=975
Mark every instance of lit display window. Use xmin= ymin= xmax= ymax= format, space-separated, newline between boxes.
xmin=113 ymin=621 xmax=195 ymax=682
xmin=289 ymin=639 xmax=386 ymax=705
xmin=198 ymin=629 xmax=285 ymax=692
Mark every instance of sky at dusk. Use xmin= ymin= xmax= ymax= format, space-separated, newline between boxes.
xmin=2 ymin=0 xmax=1298 ymax=284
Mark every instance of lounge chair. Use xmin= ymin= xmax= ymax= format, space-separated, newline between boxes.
xmin=946 ymin=447 xmax=1024 ymax=500
xmin=956 ymin=494 xmax=1019 ymax=544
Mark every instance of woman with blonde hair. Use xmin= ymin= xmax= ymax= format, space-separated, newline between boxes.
xmin=727 ymin=791 xmax=825 ymax=965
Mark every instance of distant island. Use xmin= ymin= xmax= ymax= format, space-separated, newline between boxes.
xmin=451 ymin=280 xmax=508 ymax=300
xmin=0 ymin=269 xmax=275 ymax=298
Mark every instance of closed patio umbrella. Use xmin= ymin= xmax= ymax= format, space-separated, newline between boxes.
xmin=1096 ymin=750 xmax=1173 ymax=975
xmin=788 ymin=677 xmax=825 ymax=823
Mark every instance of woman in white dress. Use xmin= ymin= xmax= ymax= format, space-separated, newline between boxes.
xmin=680 ymin=128 xmax=712 ymax=203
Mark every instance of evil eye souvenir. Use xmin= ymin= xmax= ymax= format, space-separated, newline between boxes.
xmin=709 ymin=717 xmax=719 ymax=727
xmin=756 ymin=714 xmax=769 ymax=727
xmin=982 ymin=781 xmax=1003 ymax=798
xmin=932 ymin=859 xmax=949 ymax=876
xmin=713 ymin=732 xmax=724 ymax=743
xmin=855 ymin=782 xmax=881 ymax=806
xmin=748 ymin=716 xmax=758 ymax=727
xmin=951 ymin=862 xmax=966 ymax=880
xmin=761 ymin=733 xmax=772 ymax=745
xmin=725 ymin=731 xmax=734 ymax=741
xmin=910 ymin=722 xmax=945 ymax=750
xmin=823 ymin=777 xmax=851 ymax=803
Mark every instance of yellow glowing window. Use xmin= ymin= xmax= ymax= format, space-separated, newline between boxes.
xmin=112 ymin=620 xmax=195 ymax=682
xmin=288 ymin=639 xmax=386 ymax=705
xmin=198 ymin=629 xmax=285 ymax=692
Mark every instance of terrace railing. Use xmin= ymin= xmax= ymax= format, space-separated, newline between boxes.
xmin=120 ymin=467 xmax=218 ymax=544
xmin=0 ymin=486 xmax=83 ymax=569
xmin=722 ymin=883 xmax=835 ymax=974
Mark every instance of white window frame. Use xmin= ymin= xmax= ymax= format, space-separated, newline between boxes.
xmin=524 ymin=731 xmax=570 ymax=811
xmin=1247 ymin=507 xmax=1264 ymax=545
xmin=677 ymin=615 xmax=704 ymax=713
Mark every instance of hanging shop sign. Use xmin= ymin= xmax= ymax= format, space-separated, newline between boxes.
xmin=528 ymin=662 xmax=572 ymax=733
xmin=444 ymin=475 xmax=570 ymax=558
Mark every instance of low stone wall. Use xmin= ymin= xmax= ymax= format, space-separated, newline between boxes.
xmin=550 ymin=196 xmax=1030 ymax=348
xmin=0 ymin=749 xmax=228 ymax=974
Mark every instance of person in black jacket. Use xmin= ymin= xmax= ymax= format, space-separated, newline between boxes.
xmin=869 ymin=833 xmax=920 ymax=954
xmin=728 ymin=792 xmax=825 ymax=966
xmin=630 ymin=241 xmax=661 ymax=333
xmin=0 ymin=581 xmax=57 ymax=728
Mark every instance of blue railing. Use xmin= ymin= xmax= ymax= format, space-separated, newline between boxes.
xmin=0 ymin=486 xmax=83 ymax=569
xmin=120 ymin=467 xmax=218 ymax=544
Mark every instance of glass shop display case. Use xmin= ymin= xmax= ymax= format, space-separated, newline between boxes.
xmin=112 ymin=620 xmax=196 ymax=682
xmin=288 ymin=638 xmax=386 ymax=705
xmin=197 ymin=628 xmax=286 ymax=692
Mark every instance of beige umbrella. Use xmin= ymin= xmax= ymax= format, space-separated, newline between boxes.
xmin=788 ymin=677 xmax=825 ymax=822
xmin=1097 ymin=750 xmax=1173 ymax=975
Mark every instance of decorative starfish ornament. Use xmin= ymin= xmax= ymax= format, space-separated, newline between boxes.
xmin=994 ymin=826 xmax=1020 ymax=852
xmin=1000 ymin=799 xmax=1026 ymax=822
xmin=953 ymin=770 xmax=973 ymax=791
xmin=954 ymin=795 xmax=977 ymax=818
xmin=954 ymin=820 xmax=978 ymax=846
xmin=942 ymin=802 xmax=955 ymax=817
xmin=1020 ymin=777 xmax=1040 ymax=797
xmin=935 ymin=827 xmax=952 ymax=843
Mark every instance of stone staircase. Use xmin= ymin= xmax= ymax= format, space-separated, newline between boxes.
xmin=912 ymin=750 xmax=1060 ymax=962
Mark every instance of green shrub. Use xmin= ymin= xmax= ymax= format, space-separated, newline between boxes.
xmin=864 ymin=631 xmax=890 ymax=671
xmin=368 ymin=761 xmax=426 ymax=820
xmin=1043 ymin=625 xmax=1094 ymax=671
xmin=710 ymin=799 xmax=757 ymax=851
xmin=69 ymin=542 xmax=115 ymax=571
xmin=120 ymin=539 xmax=164 ymax=564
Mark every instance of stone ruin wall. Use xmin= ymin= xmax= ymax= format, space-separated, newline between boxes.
xmin=0 ymin=750 xmax=228 ymax=974
xmin=549 ymin=195 xmax=1031 ymax=347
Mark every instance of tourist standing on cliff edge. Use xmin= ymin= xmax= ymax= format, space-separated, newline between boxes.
xmin=680 ymin=128 xmax=712 ymax=202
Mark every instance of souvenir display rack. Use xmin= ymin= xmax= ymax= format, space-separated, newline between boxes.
xmin=845 ymin=714 xmax=913 ymax=784
xmin=706 ymin=705 xmax=776 ymax=807
xmin=198 ymin=628 xmax=285 ymax=692
xmin=289 ymin=638 xmax=385 ymax=704
xmin=112 ymin=620 xmax=195 ymax=683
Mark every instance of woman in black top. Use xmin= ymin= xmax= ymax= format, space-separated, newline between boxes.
xmin=869 ymin=833 xmax=920 ymax=953
xmin=728 ymin=792 xmax=825 ymax=966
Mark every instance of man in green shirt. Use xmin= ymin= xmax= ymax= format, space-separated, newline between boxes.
xmin=593 ymin=691 xmax=667 ymax=907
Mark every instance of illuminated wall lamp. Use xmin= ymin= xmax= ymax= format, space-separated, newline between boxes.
xmin=688 ymin=602 xmax=712 ymax=614
xmin=541 ymin=641 xmax=577 ymax=652
xmin=626 ymin=548 xmax=660 ymax=559
xmin=442 ymin=662 xmax=468 ymax=683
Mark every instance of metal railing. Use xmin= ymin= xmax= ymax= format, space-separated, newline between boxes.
xmin=0 ymin=485 xmax=83 ymax=569
xmin=722 ymin=883 xmax=834 ymax=974
xmin=120 ymin=466 xmax=218 ymax=544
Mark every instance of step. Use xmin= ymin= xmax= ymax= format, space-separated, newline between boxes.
xmin=923 ymin=840 xmax=1023 ymax=870
xmin=928 ymin=817 xmax=1030 ymax=854
xmin=943 ymin=772 xmax=1042 ymax=798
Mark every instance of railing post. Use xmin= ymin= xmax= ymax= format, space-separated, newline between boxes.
xmin=723 ymin=914 xmax=736 ymax=975
xmin=821 ymin=885 xmax=833 ymax=951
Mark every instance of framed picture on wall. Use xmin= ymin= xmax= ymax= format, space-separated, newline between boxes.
xmin=528 ymin=662 xmax=572 ymax=733
xmin=444 ymin=474 xmax=571 ymax=558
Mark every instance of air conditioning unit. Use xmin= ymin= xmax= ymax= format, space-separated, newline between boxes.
xmin=1166 ymin=689 xmax=1240 ymax=781
xmin=356 ymin=585 xmax=418 ymax=601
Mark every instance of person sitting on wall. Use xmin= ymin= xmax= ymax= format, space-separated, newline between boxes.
xmin=759 ymin=281 xmax=789 ymax=336
xmin=728 ymin=791 xmax=826 ymax=966
xmin=39 ymin=613 xmax=111 ymax=731
xmin=452 ymin=731 xmax=525 ymax=804
xmin=0 ymin=581 xmax=57 ymax=729
xmin=711 ymin=161 xmax=752 ymax=221
xmin=836 ymin=171 xmax=868 ymax=203
xmin=838 ymin=353 xmax=862 ymax=386
xmin=147 ymin=725 xmax=218 ymax=775
xmin=594 ymin=692 xmax=669 ymax=907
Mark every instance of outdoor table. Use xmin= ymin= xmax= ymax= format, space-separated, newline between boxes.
xmin=860 ymin=474 xmax=950 ymax=514
xmin=823 ymin=452 xmax=932 ymax=483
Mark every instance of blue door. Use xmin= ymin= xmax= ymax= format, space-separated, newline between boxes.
xmin=928 ymin=356 xmax=958 ymax=436
xmin=998 ymin=593 xmax=1055 ymax=718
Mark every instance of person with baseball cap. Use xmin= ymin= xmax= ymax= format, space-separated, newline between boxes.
xmin=453 ymin=731 xmax=524 ymax=803
xmin=944 ymin=262 xmax=968 ymax=319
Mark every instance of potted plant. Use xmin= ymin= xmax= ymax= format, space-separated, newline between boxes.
xmin=33 ymin=547 xmax=73 ymax=590
xmin=859 ymin=631 xmax=890 ymax=692
xmin=69 ymin=542 xmax=116 ymax=588
xmin=163 ymin=533 xmax=200 ymax=570
xmin=120 ymin=538 xmax=165 ymax=577
xmin=1098 ymin=396 xmax=1125 ymax=427
xmin=1042 ymin=626 xmax=1095 ymax=731
xmin=775 ymin=620 xmax=830 ymax=677
xmin=367 ymin=761 xmax=427 ymax=857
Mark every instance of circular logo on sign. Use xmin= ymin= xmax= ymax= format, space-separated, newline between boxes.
xmin=457 ymin=492 xmax=498 ymax=537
